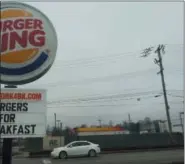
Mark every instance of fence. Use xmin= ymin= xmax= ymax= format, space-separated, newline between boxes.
xmin=24 ymin=133 xmax=183 ymax=153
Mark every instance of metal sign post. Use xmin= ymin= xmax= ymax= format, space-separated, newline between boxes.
xmin=2 ymin=85 xmax=17 ymax=164
xmin=2 ymin=138 xmax=13 ymax=164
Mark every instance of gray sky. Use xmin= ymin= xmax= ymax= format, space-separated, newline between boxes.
xmin=20 ymin=2 xmax=183 ymax=128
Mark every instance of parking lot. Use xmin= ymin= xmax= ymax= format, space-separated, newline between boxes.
xmin=12 ymin=149 xmax=184 ymax=164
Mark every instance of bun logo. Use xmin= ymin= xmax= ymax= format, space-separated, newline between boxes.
xmin=0 ymin=2 xmax=57 ymax=85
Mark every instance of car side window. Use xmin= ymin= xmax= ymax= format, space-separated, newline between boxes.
xmin=69 ymin=141 xmax=90 ymax=147
xmin=80 ymin=142 xmax=90 ymax=146
xmin=71 ymin=142 xmax=80 ymax=147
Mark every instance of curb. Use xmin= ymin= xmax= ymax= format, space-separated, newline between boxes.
xmin=161 ymin=162 xmax=184 ymax=164
xmin=101 ymin=147 xmax=184 ymax=154
xmin=168 ymin=162 xmax=184 ymax=164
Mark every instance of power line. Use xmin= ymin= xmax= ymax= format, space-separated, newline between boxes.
xmin=54 ymin=49 xmax=143 ymax=67
xmin=47 ymin=87 xmax=155 ymax=99
xmin=167 ymin=89 xmax=183 ymax=92
xmin=48 ymin=97 xmax=158 ymax=105
xmin=32 ymin=68 xmax=182 ymax=88
xmin=47 ymin=89 xmax=183 ymax=105
xmin=41 ymin=68 xmax=159 ymax=87
xmin=53 ymin=44 xmax=183 ymax=68
xmin=167 ymin=93 xmax=184 ymax=98
xmin=48 ymin=96 xmax=161 ymax=105
xmin=59 ymin=51 xmax=139 ymax=66
xmin=47 ymin=101 xmax=183 ymax=108
xmin=47 ymin=90 xmax=163 ymax=104
xmin=25 ymin=44 xmax=183 ymax=90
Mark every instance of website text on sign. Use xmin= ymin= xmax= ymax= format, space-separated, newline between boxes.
xmin=0 ymin=92 xmax=42 ymax=100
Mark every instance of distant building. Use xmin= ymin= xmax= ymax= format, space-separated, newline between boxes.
xmin=158 ymin=121 xmax=169 ymax=133
xmin=139 ymin=120 xmax=156 ymax=133
xmin=139 ymin=119 xmax=169 ymax=133
xmin=75 ymin=126 xmax=130 ymax=136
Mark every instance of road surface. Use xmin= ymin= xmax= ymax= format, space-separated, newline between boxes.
xmin=12 ymin=149 xmax=184 ymax=164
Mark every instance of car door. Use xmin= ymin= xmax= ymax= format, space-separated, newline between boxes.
xmin=72 ymin=142 xmax=86 ymax=156
xmin=78 ymin=142 xmax=91 ymax=155
xmin=66 ymin=142 xmax=81 ymax=156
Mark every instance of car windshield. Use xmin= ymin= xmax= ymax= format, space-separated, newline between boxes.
xmin=65 ymin=143 xmax=73 ymax=147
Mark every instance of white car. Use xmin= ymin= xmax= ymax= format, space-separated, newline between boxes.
xmin=51 ymin=141 xmax=101 ymax=159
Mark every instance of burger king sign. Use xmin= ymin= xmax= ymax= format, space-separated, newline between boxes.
xmin=0 ymin=2 xmax=58 ymax=85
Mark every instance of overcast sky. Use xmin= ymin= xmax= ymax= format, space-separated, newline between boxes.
xmin=20 ymin=2 xmax=184 ymax=128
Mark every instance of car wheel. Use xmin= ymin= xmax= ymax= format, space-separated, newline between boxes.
xmin=59 ymin=151 xmax=67 ymax=159
xmin=88 ymin=149 xmax=96 ymax=157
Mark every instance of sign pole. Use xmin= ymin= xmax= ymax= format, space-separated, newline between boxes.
xmin=2 ymin=138 xmax=13 ymax=164
xmin=2 ymin=85 xmax=17 ymax=164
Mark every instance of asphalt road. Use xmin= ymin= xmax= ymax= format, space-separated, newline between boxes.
xmin=11 ymin=149 xmax=184 ymax=164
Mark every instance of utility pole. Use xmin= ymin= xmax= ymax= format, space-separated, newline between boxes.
xmin=54 ymin=113 xmax=56 ymax=129
xmin=109 ymin=120 xmax=113 ymax=127
xmin=141 ymin=44 xmax=172 ymax=133
xmin=60 ymin=122 xmax=63 ymax=130
xmin=98 ymin=118 xmax=102 ymax=127
xmin=155 ymin=45 xmax=172 ymax=133
xmin=128 ymin=113 xmax=131 ymax=123
xmin=56 ymin=120 xmax=60 ymax=129
xmin=179 ymin=112 xmax=184 ymax=135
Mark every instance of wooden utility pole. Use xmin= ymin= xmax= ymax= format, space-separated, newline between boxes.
xmin=179 ymin=112 xmax=184 ymax=135
xmin=60 ymin=122 xmax=63 ymax=130
xmin=141 ymin=44 xmax=172 ymax=133
xmin=154 ymin=45 xmax=172 ymax=133
xmin=54 ymin=113 xmax=56 ymax=129
xmin=98 ymin=118 xmax=102 ymax=127
xmin=128 ymin=113 xmax=131 ymax=123
xmin=56 ymin=120 xmax=60 ymax=129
